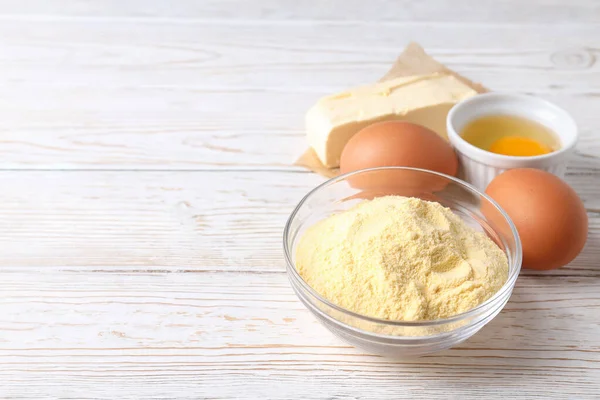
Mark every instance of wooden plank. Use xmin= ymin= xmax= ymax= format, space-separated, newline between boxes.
xmin=0 ymin=170 xmax=596 ymax=276
xmin=0 ymin=271 xmax=598 ymax=399
xmin=1 ymin=20 xmax=598 ymax=90
xmin=0 ymin=20 xmax=598 ymax=169
xmin=0 ymin=0 xmax=598 ymax=24
xmin=0 ymin=89 xmax=598 ymax=170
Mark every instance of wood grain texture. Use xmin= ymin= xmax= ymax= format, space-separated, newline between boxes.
xmin=0 ymin=272 xmax=599 ymax=399
xmin=0 ymin=19 xmax=598 ymax=168
xmin=0 ymin=170 xmax=596 ymax=277
xmin=0 ymin=0 xmax=599 ymax=398
xmin=0 ymin=0 xmax=598 ymax=24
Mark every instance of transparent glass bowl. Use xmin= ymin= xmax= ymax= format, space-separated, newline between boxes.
xmin=283 ymin=167 xmax=522 ymax=357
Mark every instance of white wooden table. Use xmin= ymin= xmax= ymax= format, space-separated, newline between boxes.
xmin=0 ymin=1 xmax=599 ymax=398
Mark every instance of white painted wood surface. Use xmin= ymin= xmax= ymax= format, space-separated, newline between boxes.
xmin=0 ymin=1 xmax=599 ymax=398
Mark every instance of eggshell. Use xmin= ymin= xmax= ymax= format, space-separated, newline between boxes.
xmin=485 ymin=168 xmax=588 ymax=270
xmin=341 ymin=121 xmax=458 ymax=175
xmin=340 ymin=121 xmax=458 ymax=192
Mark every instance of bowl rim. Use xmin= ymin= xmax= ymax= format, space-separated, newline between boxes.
xmin=283 ymin=166 xmax=522 ymax=328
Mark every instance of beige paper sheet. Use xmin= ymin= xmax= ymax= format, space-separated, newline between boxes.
xmin=294 ymin=42 xmax=488 ymax=177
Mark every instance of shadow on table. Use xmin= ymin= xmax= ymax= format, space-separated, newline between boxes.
xmin=379 ymin=273 xmax=600 ymax=381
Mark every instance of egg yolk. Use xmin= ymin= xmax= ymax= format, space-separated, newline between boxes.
xmin=489 ymin=136 xmax=552 ymax=157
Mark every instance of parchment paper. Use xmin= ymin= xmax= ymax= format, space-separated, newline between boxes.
xmin=294 ymin=42 xmax=488 ymax=177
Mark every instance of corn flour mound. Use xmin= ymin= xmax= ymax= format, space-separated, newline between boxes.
xmin=295 ymin=196 xmax=509 ymax=321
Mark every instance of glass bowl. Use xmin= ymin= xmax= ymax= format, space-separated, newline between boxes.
xmin=283 ymin=167 xmax=522 ymax=357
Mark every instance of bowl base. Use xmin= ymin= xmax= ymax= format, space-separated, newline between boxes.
xmin=321 ymin=316 xmax=476 ymax=358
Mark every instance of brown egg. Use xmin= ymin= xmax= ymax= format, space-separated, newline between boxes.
xmin=340 ymin=121 xmax=458 ymax=192
xmin=485 ymin=168 xmax=588 ymax=270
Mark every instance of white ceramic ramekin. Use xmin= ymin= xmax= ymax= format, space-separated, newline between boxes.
xmin=447 ymin=93 xmax=578 ymax=190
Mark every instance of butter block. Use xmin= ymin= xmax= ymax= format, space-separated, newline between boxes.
xmin=305 ymin=73 xmax=478 ymax=168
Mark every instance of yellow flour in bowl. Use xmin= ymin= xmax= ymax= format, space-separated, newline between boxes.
xmin=295 ymin=196 xmax=508 ymax=321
